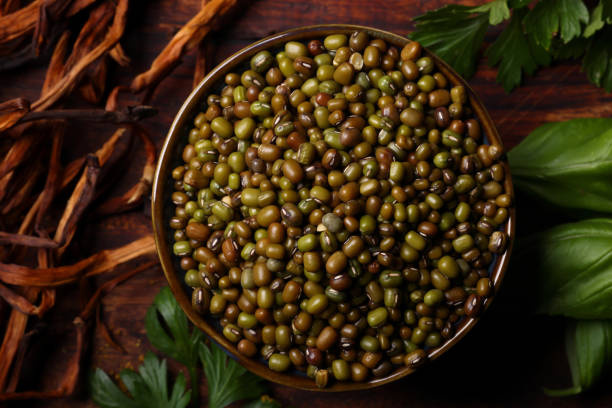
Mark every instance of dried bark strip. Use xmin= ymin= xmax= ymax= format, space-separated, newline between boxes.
xmin=53 ymin=155 xmax=100 ymax=253
xmin=0 ymin=232 xmax=59 ymax=248
xmin=0 ymin=1 xmax=40 ymax=46
xmin=0 ymin=133 xmax=35 ymax=203
xmin=85 ymin=234 xmax=156 ymax=277
xmin=192 ymin=0 xmax=210 ymax=88
xmin=79 ymin=59 xmax=108 ymax=103
xmin=1 ymin=158 xmax=44 ymax=215
xmin=63 ymin=0 xmax=114 ymax=68
xmin=0 ymin=98 xmax=30 ymax=132
xmin=130 ymin=0 xmax=236 ymax=94
xmin=33 ymin=0 xmax=73 ymax=56
xmin=96 ymin=126 xmax=156 ymax=215
xmin=14 ymin=106 xmax=157 ymax=127
xmin=0 ymin=254 xmax=102 ymax=287
xmin=0 ymin=234 xmax=156 ymax=287
xmin=0 ymin=316 xmax=88 ymax=400
xmin=5 ymin=325 xmax=41 ymax=392
xmin=32 ymin=0 xmax=129 ymax=111
xmin=109 ymin=42 xmax=129 ymax=66
xmin=0 ymin=287 xmax=38 ymax=390
xmin=0 ymin=283 xmax=37 ymax=316
xmin=42 ymin=30 xmax=71 ymax=97
xmin=35 ymin=124 xmax=64 ymax=233
xmin=0 ymin=0 xmax=96 ymax=48
xmin=0 ymin=283 xmax=49 ymax=317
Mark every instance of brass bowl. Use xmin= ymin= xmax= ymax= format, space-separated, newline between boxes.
xmin=152 ymin=24 xmax=515 ymax=391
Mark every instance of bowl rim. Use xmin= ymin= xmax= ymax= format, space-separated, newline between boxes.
xmin=152 ymin=23 xmax=516 ymax=392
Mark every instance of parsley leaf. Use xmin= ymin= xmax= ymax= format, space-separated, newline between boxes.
xmin=473 ymin=0 xmax=511 ymax=25
xmin=487 ymin=9 xmax=551 ymax=92
xmin=583 ymin=26 xmax=612 ymax=92
xmin=91 ymin=353 xmax=191 ymax=408
xmin=584 ymin=1 xmax=606 ymax=38
xmin=200 ymin=341 xmax=267 ymax=408
xmin=145 ymin=286 xmax=204 ymax=405
xmin=524 ymin=0 xmax=589 ymax=50
xmin=552 ymin=37 xmax=588 ymax=60
xmin=409 ymin=5 xmax=490 ymax=78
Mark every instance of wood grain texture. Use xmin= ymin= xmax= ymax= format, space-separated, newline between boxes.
xmin=1 ymin=0 xmax=612 ymax=406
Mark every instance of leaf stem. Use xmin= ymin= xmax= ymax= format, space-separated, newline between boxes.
xmin=188 ymin=365 xmax=199 ymax=408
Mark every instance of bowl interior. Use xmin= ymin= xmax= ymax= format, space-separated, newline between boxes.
xmin=152 ymin=24 xmax=515 ymax=391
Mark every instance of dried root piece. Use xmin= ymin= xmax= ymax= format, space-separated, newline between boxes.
xmin=96 ymin=125 xmax=156 ymax=215
xmin=0 ymin=232 xmax=59 ymax=248
xmin=13 ymin=106 xmax=157 ymax=127
xmin=32 ymin=0 xmax=129 ymax=111
xmin=130 ymin=0 xmax=237 ymax=96
xmin=0 ymin=234 xmax=156 ymax=287
xmin=53 ymin=154 xmax=101 ymax=254
xmin=0 ymin=98 xmax=30 ymax=132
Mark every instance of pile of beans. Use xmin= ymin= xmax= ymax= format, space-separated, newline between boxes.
xmin=169 ymin=31 xmax=511 ymax=387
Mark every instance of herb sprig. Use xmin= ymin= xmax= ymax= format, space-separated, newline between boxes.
xmin=91 ymin=287 xmax=278 ymax=408
xmin=410 ymin=0 xmax=612 ymax=92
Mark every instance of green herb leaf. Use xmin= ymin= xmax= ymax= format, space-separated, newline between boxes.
xmin=409 ymin=5 xmax=490 ymax=78
xmin=515 ymin=218 xmax=612 ymax=319
xmin=583 ymin=26 xmax=612 ymax=92
xmin=487 ymin=9 xmax=551 ymax=92
xmin=472 ymin=0 xmax=511 ymax=25
xmin=524 ymin=0 xmax=589 ymax=50
xmin=508 ymin=118 xmax=612 ymax=212
xmin=584 ymin=1 xmax=607 ymax=38
xmin=552 ymin=37 xmax=588 ymax=60
xmin=145 ymin=287 xmax=204 ymax=405
xmin=91 ymin=353 xmax=191 ymax=408
xmin=545 ymin=320 xmax=612 ymax=396
xmin=145 ymin=287 xmax=204 ymax=366
xmin=200 ymin=341 xmax=266 ymax=408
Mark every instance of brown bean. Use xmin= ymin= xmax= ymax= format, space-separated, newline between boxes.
xmin=464 ymin=293 xmax=483 ymax=317
xmin=326 ymin=251 xmax=348 ymax=275
xmin=316 ymin=326 xmax=338 ymax=350
xmin=282 ymin=159 xmax=304 ymax=183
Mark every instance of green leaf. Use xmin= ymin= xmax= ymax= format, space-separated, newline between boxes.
xmin=508 ymin=118 xmax=612 ymax=213
xmin=584 ymin=1 xmax=606 ymax=38
xmin=582 ymin=26 xmax=612 ymax=92
xmin=91 ymin=353 xmax=191 ymax=408
xmin=487 ymin=9 xmax=551 ymax=92
xmin=515 ymin=219 xmax=612 ymax=319
xmin=545 ymin=320 xmax=612 ymax=396
xmin=524 ymin=0 xmax=589 ymax=50
xmin=551 ymin=37 xmax=588 ymax=60
xmin=145 ymin=287 xmax=204 ymax=366
xmin=409 ymin=5 xmax=490 ymax=78
xmin=472 ymin=0 xmax=510 ymax=25
xmin=199 ymin=341 xmax=266 ymax=408
xmin=145 ymin=287 xmax=204 ymax=405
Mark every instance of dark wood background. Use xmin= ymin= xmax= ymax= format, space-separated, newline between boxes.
xmin=2 ymin=0 xmax=612 ymax=406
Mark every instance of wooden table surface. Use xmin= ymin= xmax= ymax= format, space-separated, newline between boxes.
xmin=3 ymin=0 xmax=612 ymax=407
